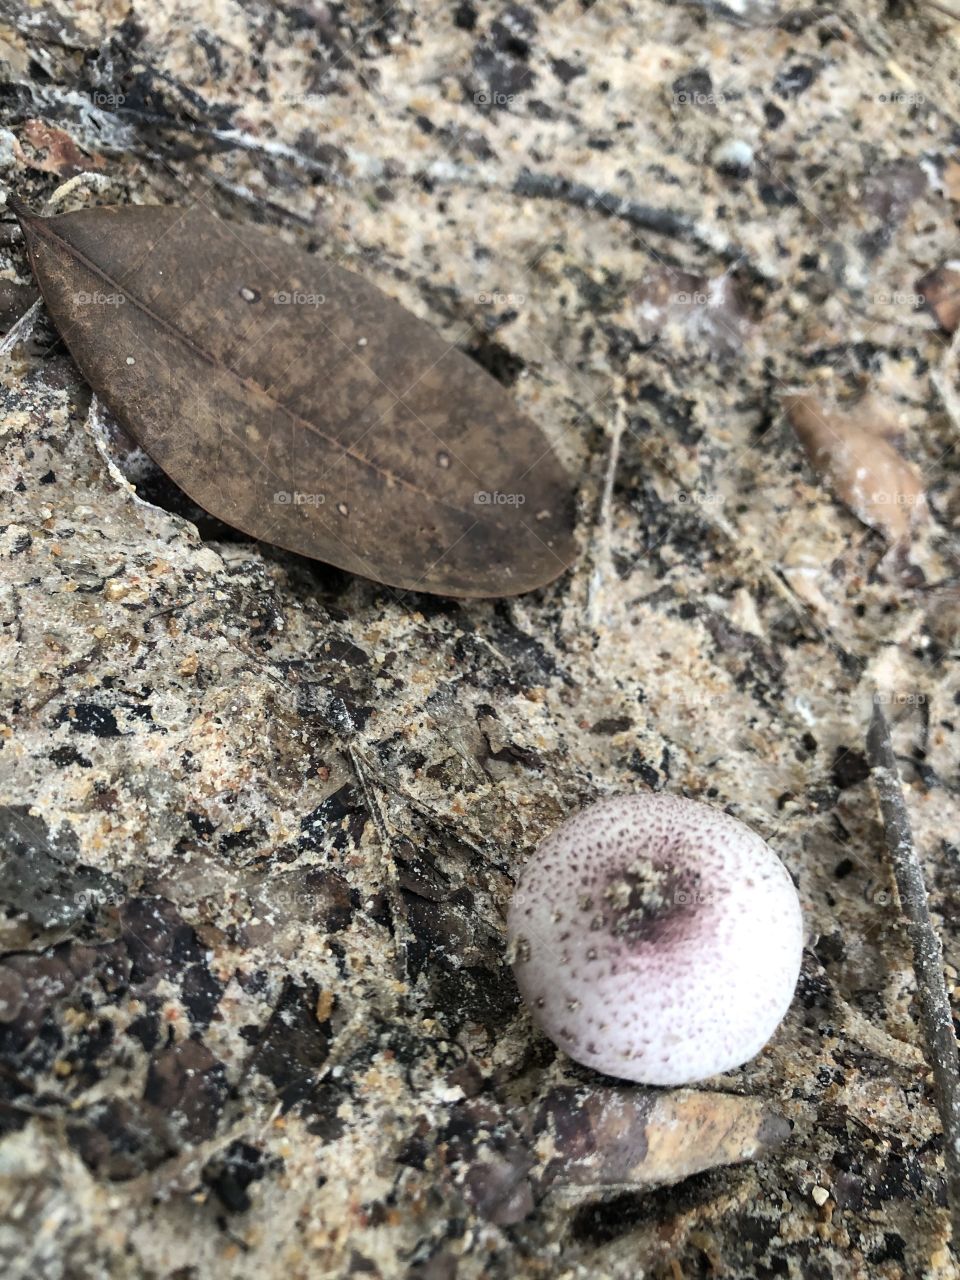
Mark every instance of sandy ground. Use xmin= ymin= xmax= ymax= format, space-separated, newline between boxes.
xmin=1 ymin=1 xmax=960 ymax=1276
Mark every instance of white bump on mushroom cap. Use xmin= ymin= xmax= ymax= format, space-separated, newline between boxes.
xmin=506 ymin=793 xmax=803 ymax=1086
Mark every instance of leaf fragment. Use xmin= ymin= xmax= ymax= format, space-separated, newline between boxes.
xmin=527 ymin=1085 xmax=790 ymax=1190
xmin=18 ymin=121 xmax=105 ymax=176
xmin=917 ymin=261 xmax=960 ymax=334
xmin=785 ymin=394 xmax=926 ymax=543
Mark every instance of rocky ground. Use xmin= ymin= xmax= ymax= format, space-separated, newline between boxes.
xmin=1 ymin=0 xmax=960 ymax=1277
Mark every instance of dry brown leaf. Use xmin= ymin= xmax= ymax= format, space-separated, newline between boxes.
xmin=12 ymin=198 xmax=575 ymax=598
xmin=785 ymin=394 xmax=926 ymax=542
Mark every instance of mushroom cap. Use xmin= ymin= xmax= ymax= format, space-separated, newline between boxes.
xmin=507 ymin=793 xmax=803 ymax=1086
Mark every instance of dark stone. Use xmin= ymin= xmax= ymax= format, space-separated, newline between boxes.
xmin=244 ymin=981 xmax=333 ymax=1113
xmin=0 ymin=806 xmax=123 ymax=929
xmin=56 ymin=702 xmax=121 ymax=736
xmin=203 ymin=1138 xmax=277 ymax=1213
xmin=672 ymin=68 xmax=714 ymax=110
xmin=831 ymin=748 xmax=871 ymax=790
xmin=453 ymin=2 xmax=477 ymax=30
xmin=120 ymin=897 xmax=204 ymax=983
xmin=758 ymin=181 xmax=800 ymax=209
xmin=181 ymin=963 xmax=225 ymax=1029
xmin=463 ymin=338 xmax=524 ymax=387
xmin=443 ymin=1100 xmax=535 ymax=1225
xmin=126 ymin=1012 xmax=161 ymax=1050
xmin=49 ymin=744 xmax=92 ymax=767
xmin=591 ymin=716 xmax=632 ymax=735
xmin=143 ymin=1038 xmax=228 ymax=1141
xmin=299 ymin=785 xmax=368 ymax=853
xmin=773 ymin=64 xmax=816 ymax=98
xmin=67 ymin=1096 xmax=176 ymax=1180
xmin=551 ymin=58 xmax=585 ymax=84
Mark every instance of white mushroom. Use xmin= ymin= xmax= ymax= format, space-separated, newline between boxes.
xmin=507 ymin=793 xmax=803 ymax=1086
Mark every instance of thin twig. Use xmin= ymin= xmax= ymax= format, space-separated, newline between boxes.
xmin=866 ymin=693 xmax=960 ymax=1247
xmin=510 ymin=169 xmax=755 ymax=268
xmin=587 ymin=402 xmax=626 ymax=629
xmin=348 ymin=745 xmax=409 ymax=975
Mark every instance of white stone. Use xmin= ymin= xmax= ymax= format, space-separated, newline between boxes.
xmin=712 ymin=138 xmax=754 ymax=173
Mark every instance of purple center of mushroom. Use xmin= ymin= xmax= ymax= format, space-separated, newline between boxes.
xmin=595 ymin=856 xmax=711 ymax=947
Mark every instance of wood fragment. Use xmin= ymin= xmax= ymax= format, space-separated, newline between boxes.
xmin=866 ymin=694 xmax=960 ymax=1248
xmin=527 ymin=1086 xmax=791 ymax=1192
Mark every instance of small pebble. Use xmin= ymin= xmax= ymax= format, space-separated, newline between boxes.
xmin=712 ymin=137 xmax=754 ymax=176
xmin=0 ymin=129 xmax=18 ymax=171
